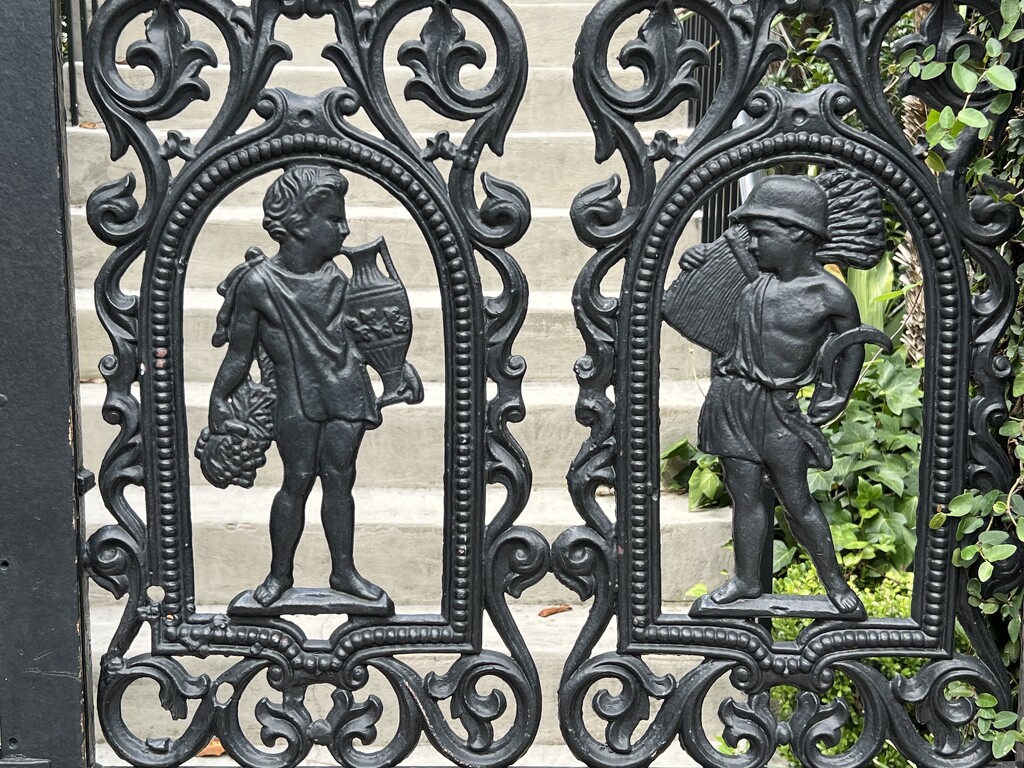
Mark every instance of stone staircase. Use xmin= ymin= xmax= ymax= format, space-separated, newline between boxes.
xmin=68 ymin=2 xmax=733 ymax=762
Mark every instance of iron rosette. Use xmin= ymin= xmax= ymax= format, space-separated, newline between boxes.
xmin=82 ymin=1 xmax=546 ymax=765
xmin=560 ymin=0 xmax=1022 ymax=766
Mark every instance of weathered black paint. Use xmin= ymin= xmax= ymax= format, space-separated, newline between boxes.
xmin=0 ymin=1 xmax=91 ymax=767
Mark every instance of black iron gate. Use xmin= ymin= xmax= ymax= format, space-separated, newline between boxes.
xmin=2 ymin=0 xmax=1024 ymax=766
xmin=560 ymin=1 xmax=1024 ymax=766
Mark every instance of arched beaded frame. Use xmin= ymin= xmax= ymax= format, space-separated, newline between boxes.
xmin=84 ymin=1 xmax=547 ymax=765
xmin=619 ymin=105 xmax=965 ymax=665
xmin=142 ymin=109 xmax=489 ymax=656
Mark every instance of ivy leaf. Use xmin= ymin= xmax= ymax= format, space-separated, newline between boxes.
xmin=979 ymin=560 xmax=994 ymax=582
xmin=984 ymin=544 xmax=1017 ymax=562
xmin=959 ymin=516 xmax=985 ymax=538
xmin=870 ymin=463 xmax=905 ymax=496
xmin=773 ymin=541 xmax=796 ymax=573
xmin=926 ymin=151 xmax=947 ymax=174
xmin=948 ymin=494 xmax=976 ymax=517
xmin=921 ymin=61 xmax=947 ymax=80
xmin=1013 ymin=368 xmax=1024 ymax=397
xmin=992 ymin=730 xmax=1016 ymax=759
xmin=958 ymin=107 xmax=989 ymax=128
xmin=1016 ymin=517 xmax=1024 ymax=542
xmin=952 ymin=62 xmax=980 ymax=93
xmin=939 ymin=105 xmax=957 ymax=128
xmin=999 ymin=0 xmax=1021 ymax=36
xmin=993 ymin=711 xmax=1019 ymax=729
xmin=998 ymin=419 xmax=1020 ymax=437
xmin=930 ymin=511 xmax=947 ymax=529
xmin=985 ymin=64 xmax=1017 ymax=90
xmin=991 ymin=93 xmax=1014 ymax=114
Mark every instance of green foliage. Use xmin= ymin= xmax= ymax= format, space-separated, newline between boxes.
xmin=772 ymin=561 xmax=920 ymax=768
xmin=805 ymin=350 xmax=922 ymax=576
xmin=660 ymin=437 xmax=728 ymax=508
xmin=945 ymin=484 xmax=1024 ymax=668
xmin=660 ymin=348 xmax=923 ymax=577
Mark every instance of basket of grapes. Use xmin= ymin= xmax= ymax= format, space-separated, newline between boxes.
xmin=194 ymin=376 xmax=275 ymax=489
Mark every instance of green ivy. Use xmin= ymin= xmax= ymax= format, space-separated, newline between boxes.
xmin=661 ymin=348 xmax=924 ymax=578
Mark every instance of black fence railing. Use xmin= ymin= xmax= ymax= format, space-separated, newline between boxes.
xmin=61 ymin=0 xmax=95 ymax=125
xmin=681 ymin=10 xmax=745 ymax=240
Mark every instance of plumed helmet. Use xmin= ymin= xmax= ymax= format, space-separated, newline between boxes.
xmin=730 ymin=175 xmax=829 ymax=239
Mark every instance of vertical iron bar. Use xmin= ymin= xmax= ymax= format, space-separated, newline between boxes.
xmin=63 ymin=0 xmax=79 ymax=126
xmin=0 ymin=0 xmax=91 ymax=765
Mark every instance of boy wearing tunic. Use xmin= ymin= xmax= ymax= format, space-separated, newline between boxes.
xmin=209 ymin=165 xmax=383 ymax=607
xmin=677 ymin=175 xmax=867 ymax=618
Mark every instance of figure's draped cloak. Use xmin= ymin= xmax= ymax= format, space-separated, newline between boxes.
xmin=699 ymin=274 xmax=832 ymax=469
xmin=216 ymin=254 xmax=381 ymax=427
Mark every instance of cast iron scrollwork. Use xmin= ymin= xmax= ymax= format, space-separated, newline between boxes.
xmin=84 ymin=1 xmax=543 ymax=766
xmin=562 ymin=1 xmax=1022 ymax=766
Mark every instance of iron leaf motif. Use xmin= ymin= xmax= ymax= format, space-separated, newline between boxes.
xmin=617 ymin=0 xmax=708 ymax=121
xmin=399 ymin=1 xmax=489 ymax=122
xmin=123 ymin=0 xmax=217 ymax=120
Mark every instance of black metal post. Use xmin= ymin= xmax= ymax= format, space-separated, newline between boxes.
xmin=0 ymin=1 xmax=91 ymax=766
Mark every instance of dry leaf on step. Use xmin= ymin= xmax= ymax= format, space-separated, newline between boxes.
xmin=538 ymin=604 xmax=572 ymax=617
xmin=198 ymin=737 xmax=226 ymax=757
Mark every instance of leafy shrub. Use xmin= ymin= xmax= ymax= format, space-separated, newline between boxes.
xmin=771 ymin=560 xmax=919 ymax=768
xmin=661 ymin=347 xmax=923 ymax=578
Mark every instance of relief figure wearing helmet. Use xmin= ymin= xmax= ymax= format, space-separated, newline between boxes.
xmin=664 ymin=172 xmax=891 ymax=620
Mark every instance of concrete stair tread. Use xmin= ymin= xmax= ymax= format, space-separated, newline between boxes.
xmin=75 ymin=286 xmax=659 ymax=313
xmin=68 ymin=64 xmax=643 ymax=134
xmin=70 ymin=204 xmax=705 ymax=297
xmin=79 ymin=379 xmax=708 ymax=488
xmin=79 ymin=378 xmax=710 ymax=409
xmin=86 ymin=484 xmax=728 ymax=528
xmin=83 ymin=482 xmax=732 ymax=607
xmin=66 ymin=127 xmax=694 ymax=210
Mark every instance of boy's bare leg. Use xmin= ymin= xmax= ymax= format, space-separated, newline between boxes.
xmin=320 ymin=420 xmax=384 ymax=601
xmin=255 ymin=418 xmax=320 ymax=606
xmin=711 ymin=458 xmax=772 ymax=604
xmin=765 ymin=450 xmax=865 ymax=616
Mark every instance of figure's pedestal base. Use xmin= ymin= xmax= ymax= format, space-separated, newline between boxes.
xmin=689 ymin=593 xmax=866 ymax=621
xmin=228 ymin=587 xmax=394 ymax=617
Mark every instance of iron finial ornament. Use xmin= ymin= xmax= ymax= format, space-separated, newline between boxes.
xmin=82 ymin=0 xmax=545 ymax=765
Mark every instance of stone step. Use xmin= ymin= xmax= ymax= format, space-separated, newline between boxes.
xmin=93 ymin=743 xmax=713 ymax=767
xmin=79 ymin=379 xmax=706 ymax=489
xmin=85 ymin=486 xmax=731 ymax=606
xmin=68 ymin=64 xmax=678 ymax=136
xmin=67 ymin=127 xmax=689 ymax=211
xmin=75 ymin=288 xmax=711 ymax=383
xmin=87 ymin=597 xmax=739 ymax=752
xmin=88 ymin=2 xmax=650 ymax=72
xmin=70 ymin=205 xmax=703 ymax=294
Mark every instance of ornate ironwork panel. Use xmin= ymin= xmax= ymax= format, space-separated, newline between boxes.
xmin=82 ymin=1 xmax=545 ymax=765
xmin=558 ymin=0 xmax=1023 ymax=766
